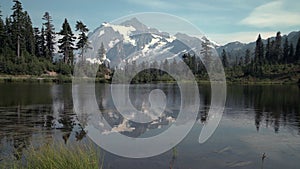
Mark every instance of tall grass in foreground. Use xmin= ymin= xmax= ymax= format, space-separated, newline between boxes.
xmin=1 ymin=142 xmax=103 ymax=169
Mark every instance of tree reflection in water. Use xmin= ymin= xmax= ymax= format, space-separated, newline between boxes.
xmin=0 ymin=83 xmax=299 ymax=163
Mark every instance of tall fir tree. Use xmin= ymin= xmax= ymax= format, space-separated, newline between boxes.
xmin=33 ymin=27 xmax=40 ymax=56
xmin=265 ymin=38 xmax=271 ymax=63
xmin=171 ymin=58 xmax=178 ymax=74
xmin=40 ymin=27 xmax=46 ymax=57
xmin=282 ymin=37 xmax=289 ymax=64
xmin=34 ymin=27 xmax=45 ymax=57
xmin=274 ymin=31 xmax=283 ymax=62
xmin=4 ymin=17 xmax=13 ymax=51
xmin=11 ymin=0 xmax=24 ymax=58
xmin=58 ymin=18 xmax=75 ymax=65
xmin=98 ymin=42 xmax=106 ymax=61
xmin=200 ymin=37 xmax=212 ymax=70
xmin=269 ymin=39 xmax=276 ymax=63
xmin=295 ymin=36 xmax=300 ymax=62
xmin=244 ymin=49 xmax=251 ymax=65
xmin=190 ymin=54 xmax=197 ymax=73
xmin=162 ymin=59 xmax=169 ymax=72
xmin=288 ymin=43 xmax=294 ymax=63
xmin=0 ymin=7 xmax=5 ymax=53
xmin=75 ymin=21 xmax=89 ymax=61
xmin=23 ymin=11 xmax=35 ymax=55
xmin=221 ymin=49 xmax=229 ymax=68
xmin=254 ymin=34 xmax=264 ymax=65
xmin=238 ymin=57 xmax=244 ymax=66
xmin=42 ymin=12 xmax=55 ymax=60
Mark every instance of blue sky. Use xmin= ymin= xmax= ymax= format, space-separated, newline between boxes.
xmin=1 ymin=0 xmax=300 ymax=45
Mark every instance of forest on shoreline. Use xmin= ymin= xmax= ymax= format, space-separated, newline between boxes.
xmin=0 ymin=1 xmax=299 ymax=84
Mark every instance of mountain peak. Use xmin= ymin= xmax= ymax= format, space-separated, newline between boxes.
xmin=124 ymin=17 xmax=141 ymax=24
xmin=120 ymin=17 xmax=148 ymax=31
xmin=101 ymin=22 xmax=110 ymax=27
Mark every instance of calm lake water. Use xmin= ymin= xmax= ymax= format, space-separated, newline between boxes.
xmin=0 ymin=83 xmax=299 ymax=169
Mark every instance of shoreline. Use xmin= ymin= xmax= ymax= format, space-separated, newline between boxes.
xmin=0 ymin=75 xmax=299 ymax=85
xmin=0 ymin=75 xmax=109 ymax=83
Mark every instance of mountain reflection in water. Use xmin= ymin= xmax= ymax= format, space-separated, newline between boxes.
xmin=0 ymin=83 xmax=299 ymax=169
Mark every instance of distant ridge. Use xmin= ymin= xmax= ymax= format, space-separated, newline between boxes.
xmin=217 ymin=31 xmax=300 ymax=63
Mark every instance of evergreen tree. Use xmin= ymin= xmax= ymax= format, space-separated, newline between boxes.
xmin=34 ymin=27 xmax=45 ymax=57
xmin=221 ymin=49 xmax=229 ymax=68
xmin=295 ymin=36 xmax=300 ymax=62
xmin=200 ymin=37 xmax=212 ymax=70
xmin=151 ymin=60 xmax=159 ymax=78
xmin=274 ymin=32 xmax=283 ymax=62
xmin=190 ymin=54 xmax=197 ymax=73
xmin=195 ymin=56 xmax=201 ymax=74
xmin=282 ymin=37 xmax=289 ymax=64
xmin=4 ymin=17 xmax=13 ymax=51
xmin=254 ymin=34 xmax=264 ymax=65
xmin=11 ymin=0 xmax=24 ymax=58
xmin=39 ymin=26 xmax=46 ymax=57
xmin=265 ymin=38 xmax=271 ymax=63
xmin=238 ymin=57 xmax=244 ymax=66
xmin=288 ymin=43 xmax=294 ymax=63
xmin=0 ymin=8 xmax=5 ymax=53
xmin=171 ymin=58 xmax=177 ymax=74
xmin=75 ymin=21 xmax=89 ymax=61
xmin=269 ymin=39 xmax=276 ymax=63
xmin=162 ymin=59 xmax=169 ymax=72
xmin=182 ymin=53 xmax=190 ymax=66
xmin=244 ymin=49 xmax=251 ymax=65
xmin=58 ymin=18 xmax=75 ymax=65
xmin=182 ymin=53 xmax=196 ymax=74
xmin=42 ymin=12 xmax=55 ymax=60
xmin=98 ymin=42 xmax=106 ymax=61
xmin=23 ymin=11 xmax=35 ymax=55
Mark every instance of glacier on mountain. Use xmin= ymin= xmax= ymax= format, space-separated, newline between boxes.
xmin=84 ymin=17 xmax=218 ymax=67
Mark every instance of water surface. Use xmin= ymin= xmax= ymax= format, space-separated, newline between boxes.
xmin=0 ymin=83 xmax=299 ymax=169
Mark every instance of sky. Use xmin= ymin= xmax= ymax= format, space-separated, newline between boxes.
xmin=1 ymin=0 xmax=300 ymax=45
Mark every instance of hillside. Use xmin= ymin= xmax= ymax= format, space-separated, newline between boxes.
xmin=217 ymin=31 xmax=300 ymax=64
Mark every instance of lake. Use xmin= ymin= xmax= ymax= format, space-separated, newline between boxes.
xmin=0 ymin=83 xmax=299 ymax=169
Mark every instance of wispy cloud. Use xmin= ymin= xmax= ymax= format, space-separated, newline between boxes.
xmin=239 ymin=0 xmax=300 ymax=28
xmin=125 ymin=0 xmax=178 ymax=9
xmin=125 ymin=0 xmax=237 ymax=12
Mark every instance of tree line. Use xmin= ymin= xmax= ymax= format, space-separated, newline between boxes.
xmin=222 ymin=32 xmax=300 ymax=67
xmin=118 ymin=53 xmax=213 ymax=84
xmin=123 ymin=32 xmax=300 ymax=83
xmin=0 ymin=0 xmax=90 ymax=76
xmin=220 ymin=32 xmax=300 ymax=81
xmin=0 ymin=1 xmax=299 ymax=83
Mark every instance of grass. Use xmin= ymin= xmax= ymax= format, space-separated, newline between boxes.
xmin=1 ymin=142 xmax=103 ymax=169
xmin=0 ymin=75 xmax=70 ymax=83
xmin=0 ymin=75 xmax=110 ymax=83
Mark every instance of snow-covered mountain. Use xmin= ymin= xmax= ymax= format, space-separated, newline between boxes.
xmin=86 ymin=18 xmax=217 ymax=67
